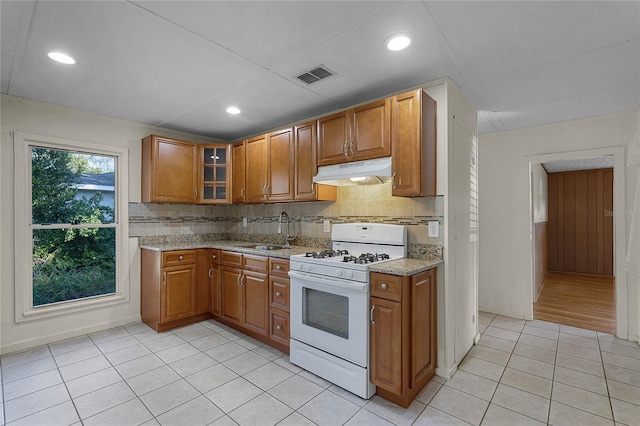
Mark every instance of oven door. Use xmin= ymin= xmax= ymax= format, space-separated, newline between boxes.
xmin=289 ymin=269 xmax=369 ymax=367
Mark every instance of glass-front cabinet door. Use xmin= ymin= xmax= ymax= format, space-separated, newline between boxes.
xmin=199 ymin=144 xmax=231 ymax=204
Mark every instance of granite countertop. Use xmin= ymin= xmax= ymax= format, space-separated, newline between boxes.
xmin=139 ymin=241 xmax=442 ymax=274
xmin=139 ymin=240 xmax=324 ymax=259
xmin=369 ymin=258 xmax=442 ymax=276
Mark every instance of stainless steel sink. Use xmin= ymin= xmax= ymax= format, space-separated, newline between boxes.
xmin=241 ymin=244 xmax=288 ymax=250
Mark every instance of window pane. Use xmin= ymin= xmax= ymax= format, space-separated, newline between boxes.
xmin=32 ymin=228 xmax=116 ymax=306
xmin=32 ymin=147 xmax=115 ymax=224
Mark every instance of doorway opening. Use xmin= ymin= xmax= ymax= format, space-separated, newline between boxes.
xmin=528 ymin=148 xmax=627 ymax=338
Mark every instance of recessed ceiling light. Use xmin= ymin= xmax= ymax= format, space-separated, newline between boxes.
xmin=226 ymin=106 xmax=241 ymax=115
xmin=385 ymin=34 xmax=411 ymax=51
xmin=47 ymin=52 xmax=76 ymax=65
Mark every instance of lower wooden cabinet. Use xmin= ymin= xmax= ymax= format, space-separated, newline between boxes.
xmin=370 ymin=268 xmax=437 ymax=408
xmin=141 ymin=247 xmax=290 ymax=351
xmin=141 ymin=249 xmax=198 ymax=332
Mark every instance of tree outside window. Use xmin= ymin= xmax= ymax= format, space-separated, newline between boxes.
xmin=31 ymin=147 xmax=117 ymax=306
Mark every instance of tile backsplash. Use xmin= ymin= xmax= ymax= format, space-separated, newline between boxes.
xmin=130 ymin=182 xmax=444 ymax=260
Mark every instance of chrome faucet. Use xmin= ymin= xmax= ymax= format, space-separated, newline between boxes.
xmin=276 ymin=211 xmax=297 ymax=247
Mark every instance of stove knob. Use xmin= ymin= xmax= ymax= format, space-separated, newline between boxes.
xmin=346 ymin=271 xmax=353 ymax=279
xmin=336 ymin=270 xmax=342 ymax=277
xmin=304 ymin=264 xmax=311 ymax=272
xmin=298 ymin=264 xmax=304 ymax=271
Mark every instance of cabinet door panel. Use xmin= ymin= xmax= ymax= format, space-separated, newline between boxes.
xmin=391 ymin=89 xmax=437 ymax=197
xmin=161 ymin=265 xmax=196 ymax=323
xmin=221 ymin=267 xmax=243 ymax=325
xmin=232 ymin=141 xmax=246 ymax=203
xmin=246 ymin=135 xmax=268 ymax=203
xmin=243 ymin=271 xmax=268 ymax=336
xmin=411 ymin=270 xmax=437 ymax=387
xmin=268 ymin=128 xmax=294 ymax=202
xmin=370 ymin=297 xmax=402 ymax=394
xmin=200 ymin=144 xmax=231 ymax=204
xmin=351 ymin=99 xmax=390 ymax=161
xmin=153 ymin=137 xmax=198 ymax=203
xmin=317 ymin=112 xmax=349 ymax=166
xmin=294 ymin=121 xmax=317 ymax=201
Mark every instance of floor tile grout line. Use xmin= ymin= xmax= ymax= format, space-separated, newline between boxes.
xmin=597 ymin=331 xmax=617 ymax=423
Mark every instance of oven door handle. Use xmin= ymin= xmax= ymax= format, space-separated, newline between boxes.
xmin=288 ymin=270 xmax=367 ymax=292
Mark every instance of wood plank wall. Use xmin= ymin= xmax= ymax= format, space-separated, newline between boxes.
xmin=547 ymin=169 xmax=613 ymax=276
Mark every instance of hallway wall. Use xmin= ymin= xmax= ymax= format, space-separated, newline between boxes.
xmin=547 ymin=169 xmax=614 ymax=275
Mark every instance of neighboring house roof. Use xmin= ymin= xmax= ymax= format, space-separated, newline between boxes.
xmin=75 ymin=172 xmax=114 ymax=191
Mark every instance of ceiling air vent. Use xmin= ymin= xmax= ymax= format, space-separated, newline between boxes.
xmin=295 ymin=65 xmax=335 ymax=85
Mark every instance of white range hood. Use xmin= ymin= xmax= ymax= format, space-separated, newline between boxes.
xmin=313 ymin=157 xmax=393 ymax=186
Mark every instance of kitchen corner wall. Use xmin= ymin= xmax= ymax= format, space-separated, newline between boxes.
xmin=130 ymin=181 xmax=444 ymax=260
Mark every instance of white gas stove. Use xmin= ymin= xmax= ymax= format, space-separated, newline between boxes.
xmin=288 ymin=223 xmax=407 ymax=399
xmin=290 ymin=223 xmax=407 ymax=282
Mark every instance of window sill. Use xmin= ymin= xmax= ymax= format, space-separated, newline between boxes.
xmin=17 ymin=293 xmax=128 ymax=323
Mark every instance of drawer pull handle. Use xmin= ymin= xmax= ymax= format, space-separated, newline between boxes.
xmin=276 ymin=325 xmax=282 ymax=331
xmin=208 ymin=268 xmax=213 ymax=279
xmin=275 ymin=265 xmax=281 ymax=271
xmin=370 ymin=305 xmax=375 ymax=324
xmin=381 ymin=283 xmax=387 ymax=290
xmin=275 ymin=291 xmax=281 ymax=297
xmin=163 ymin=272 xmax=167 ymax=285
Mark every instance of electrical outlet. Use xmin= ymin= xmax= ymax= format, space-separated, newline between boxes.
xmin=323 ymin=219 xmax=331 ymax=233
xmin=242 ymin=217 xmax=248 ymax=227
xmin=428 ymin=221 xmax=439 ymax=238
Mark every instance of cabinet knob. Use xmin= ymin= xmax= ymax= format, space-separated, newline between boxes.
xmin=212 ymin=254 xmax=217 ymax=260
xmin=381 ymin=283 xmax=388 ymax=290
xmin=276 ymin=325 xmax=282 ymax=331
xmin=179 ymin=255 xmax=183 ymax=261
xmin=275 ymin=291 xmax=281 ymax=297
xmin=275 ymin=265 xmax=281 ymax=271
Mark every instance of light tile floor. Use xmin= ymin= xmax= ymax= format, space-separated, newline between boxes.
xmin=1 ymin=312 xmax=639 ymax=425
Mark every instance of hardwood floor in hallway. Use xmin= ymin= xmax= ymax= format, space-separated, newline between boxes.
xmin=534 ymin=271 xmax=615 ymax=334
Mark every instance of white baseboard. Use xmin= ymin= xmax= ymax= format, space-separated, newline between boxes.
xmin=0 ymin=315 xmax=142 ymax=355
xmin=436 ymin=363 xmax=457 ymax=380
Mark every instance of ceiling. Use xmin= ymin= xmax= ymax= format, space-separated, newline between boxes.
xmin=2 ymin=1 xmax=638 ymax=142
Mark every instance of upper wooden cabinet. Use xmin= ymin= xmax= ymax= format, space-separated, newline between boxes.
xmin=317 ymin=98 xmax=391 ymax=166
xmin=245 ymin=128 xmax=295 ymax=203
xmin=390 ymin=89 xmax=437 ymax=197
xmin=245 ymin=134 xmax=269 ymax=203
xmin=199 ymin=144 xmax=231 ymax=204
xmin=142 ymin=135 xmax=199 ymax=203
xmin=294 ymin=121 xmax=337 ymax=202
xmin=231 ymin=141 xmax=246 ymax=204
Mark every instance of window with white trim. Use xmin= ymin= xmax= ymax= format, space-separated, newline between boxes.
xmin=14 ymin=132 xmax=129 ymax=321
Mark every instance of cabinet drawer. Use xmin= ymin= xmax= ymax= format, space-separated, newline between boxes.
xmin=221 ymin=251 xmax=243 ymax=267
xmin=370 ymin=273 xmax=403 ymax=302
xmin=244 ymin=254 xmax=269 ymax=272
xmin=269 ymin=258 xmax=290 ymax=277
xmin=270 ymin=309 xmax=289 ymax=346
xmin=162 ymin=250 xmax=196 ymax=267
xmin=269 ymin=276 xmax=289 ymax=312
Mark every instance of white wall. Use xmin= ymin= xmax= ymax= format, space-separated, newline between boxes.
xmin=0 ymin=95 xmax=220 ymax=354
xmin=479 ymin=110 xmax=638 ymax=342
